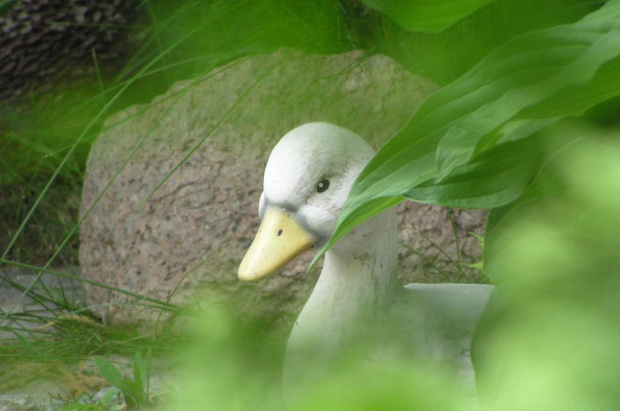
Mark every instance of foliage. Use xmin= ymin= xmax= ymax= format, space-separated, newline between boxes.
xmin=1 ymin=0 xmax=620 ymax=409
xmin=472 ymin=128 xmax=620 ymax=410
xmin=320 ymin=0 xmax=620 ymax=262
xmin=57 ymin=388 xmax=122 ymax=411
xmin=54 ymin=350 xmax=152 ymax=410
xmin=171 ymin=305 xmax=471 ymax=411
xmin=361 ymin=0 xmax=498 ymax=33
xmin=331 ymin=3 xmax=620 ymax=409
xmin=92 ymin=350 xmax=152 ymax=409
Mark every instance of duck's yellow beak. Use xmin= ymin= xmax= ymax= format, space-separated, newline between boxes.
xmin=238 ymin=207 xmax=315 ymax=281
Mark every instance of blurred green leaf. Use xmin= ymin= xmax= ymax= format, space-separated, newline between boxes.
xmin=322 ymin=1 xmax=620 ymax=263
xmin=101 ymin=388 xmax=121 ymax=407
xmin=360 ymin=0 xmax=498 ymax=33
xmin=133 ymin=349 xmax=151 ymax=403
xmin=290 ymin=360 xmax=467 ymax=411
xmin=94 ymin=357 xmax=125 ymax=389
xmin=172 ymin=303 xmax=470 ymax=411
xmin=133 ymin=352 xmax=145 ymax=404
xmin=473 ymin=127 xmax=620 ymax=410
xmin=94 ymin=356 xmax=142 ymax=407
xmin=482 ymin=122 xmax=595 ymax=283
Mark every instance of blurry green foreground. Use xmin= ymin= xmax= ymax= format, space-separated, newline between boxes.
xmin=473 ymin=125 xmax=620 ymax=411
xmin=170 ymin=304 xmax=470 ymax=411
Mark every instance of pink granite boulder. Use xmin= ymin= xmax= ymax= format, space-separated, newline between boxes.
xmin=79 ymin=49 xmax=486 ymax=331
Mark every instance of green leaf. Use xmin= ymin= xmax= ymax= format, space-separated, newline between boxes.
xmin=311 ymin=196 xmax=403 ymax=269
xmin=482 ymin=122 xmax=606 ymax=284
xmin=133 ymin=352 xmax=145 ymax=404
xmin=94 ymin=357 xmax=125 ymax=389
xmin=405 ymin=136 xmax=540 ymax=208
xmin=93 ymin=356 xmax=139 ymax=407
xmin=436 ymin=1 xmax=620 ymax=179
xmin=360 ymin=0 xmax=498 ymax=33
xmin=101 ymin=388 xmax=121 ymax=407
xmin=145 ymin=348 xmax=152 ymax=397
xmin=472 ymin=129 xmax=620 ymax=410
xmin=133 ymin=349 xmax=152 ymax=404
xmin=325 ymin=1 xmax=620 ymax=260
xmin=117 ymin=381 xmax=140 ymax=408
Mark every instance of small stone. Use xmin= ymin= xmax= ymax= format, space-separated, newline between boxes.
xmin=0 ymin=395 xmax=42 ymax=411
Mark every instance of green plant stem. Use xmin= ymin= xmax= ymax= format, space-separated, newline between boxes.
xmin=446 ymin=208 xmax=465 ymax=281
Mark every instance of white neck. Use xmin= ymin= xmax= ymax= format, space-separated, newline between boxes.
xmin=283 ymin=208 xmax=400 ymax=395
xmin=285 ymin=208 xmax=401 ymax=355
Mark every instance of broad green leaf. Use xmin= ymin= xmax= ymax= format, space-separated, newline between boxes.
xmin=94 ymin=356 xmax=140 ymax=407
xmin=360 ymin=0 xmax=498 ymax=33
xmin=311 ymin=195 xmax=404 ymax=269
xmin=483 ymin=123 xmax=617 ymax=284
xmin=472 ymin=130 xmax=620 ymax=410
xmin=436 ymin=1 xmax=620 ymax=179
xmin=405 ymin=136 xmax=540 ymax=208
xmin=94 ymin=357 xmax=125 ymax=388
xmin=323 ymin=1 xmax=620 ymax=260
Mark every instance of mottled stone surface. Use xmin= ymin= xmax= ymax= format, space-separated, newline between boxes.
xmin=0 ymin=395 xmax=41 ymax=411
xmin=0 ymin=0 xmax=137 ymax=103
xmin=79 ymin=49 xmax=487 ymax=331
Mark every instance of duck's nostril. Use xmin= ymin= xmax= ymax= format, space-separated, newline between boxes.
xmin=277 ymin=229 xmax=283 ymax=236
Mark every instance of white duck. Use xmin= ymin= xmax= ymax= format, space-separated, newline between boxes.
xmin=238 ymin=122 xmax=493 ymax=393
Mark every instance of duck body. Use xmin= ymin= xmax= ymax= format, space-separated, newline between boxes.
xmin=238 ymin=122 xmax=493 ymax=393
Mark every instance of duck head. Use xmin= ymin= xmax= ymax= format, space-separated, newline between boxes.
xmin=238 ymin=122 xmax=376 ymax=281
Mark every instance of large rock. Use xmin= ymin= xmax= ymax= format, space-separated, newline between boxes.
xmin=0 ymin=0 xmax=137 ymax=103
xmin=79 ymin=49 xmax=487 ymax=331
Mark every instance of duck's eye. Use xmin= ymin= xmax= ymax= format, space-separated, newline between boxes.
xmin=316 ymin=178 xmax=330 ymax=193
